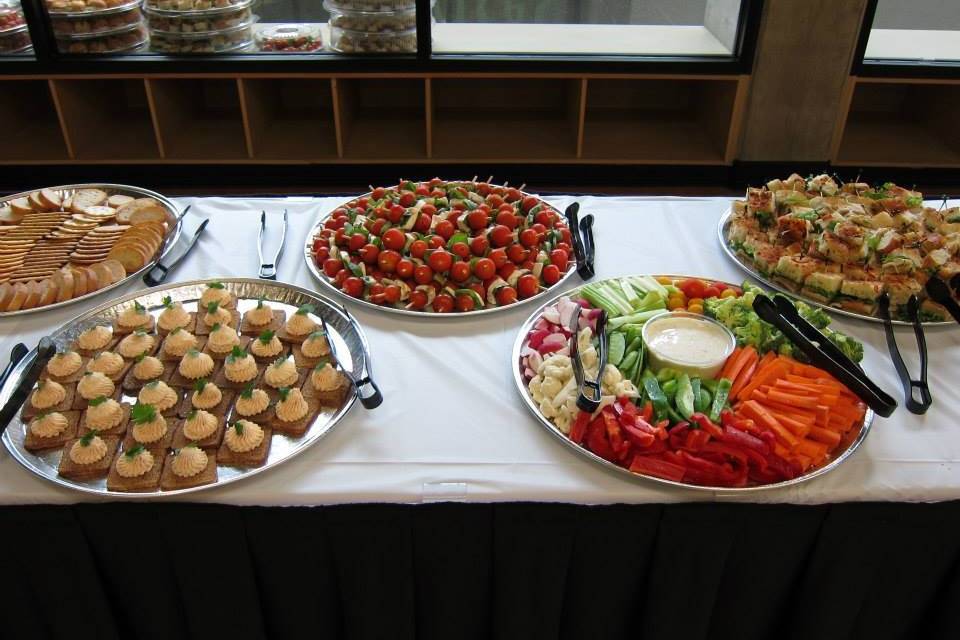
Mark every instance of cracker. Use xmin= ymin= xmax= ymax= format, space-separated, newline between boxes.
xmin=121 ymin=360 xmax=175 ymax=392
xmin=23 ymin=410 xmax=81 ymax=452
xmin=240 ymin=308 xmax=286 ymax=335
xmin=202 ymin=335 xmax=251 ymax=361
xmin=105 ymin=448 xmax=164 ymax=492
xmin=160 ymin=449 xmax=217 ymax=491
xmin=216 ymin=425 xmax=272 ymax=468
xmin=21 ymin=382 xmax=76 ymax=420
xmin=78 ymin=401 xmax=131 ymax=438
xmin=57 ymin=435 xmax=119 ymax=481
xmin=170 ymin=414 xmax=226 ymax=450
xmin=268 ymin=396 xmax=321 ymax=438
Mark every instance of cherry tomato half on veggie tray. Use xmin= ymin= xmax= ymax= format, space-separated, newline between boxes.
xmin=310 ymin=180 xmax=576 ymax=312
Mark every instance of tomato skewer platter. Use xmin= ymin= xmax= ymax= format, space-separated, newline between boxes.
xmin=304 ymin=178 xmax=593 ymax=316
xmin=513 ymin=274 xmax=875 ymax=491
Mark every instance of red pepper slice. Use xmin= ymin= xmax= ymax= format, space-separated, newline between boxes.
xmin=587 ymin=424 xmax=616 ymax=462
xmin=629 ymin=453 xmax=686 ymax=481
xmin=641 ymin=401 xmax=654 ymax=423
xmin=721 ymin=424 xmax=770 ymax=454
xmin=690 ymin=413 xmax=724 ymax=438
xmin=620 ymin=420 xmax=656 ymax=449
xmin=569 ymin=411 xmax=590 ymax=445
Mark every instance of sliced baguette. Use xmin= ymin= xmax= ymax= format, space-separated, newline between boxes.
xmin=39 ymin=189 xmax=62 ymax=210
xmin=6 ymin=282 xmax=28 ymax=311
xmin=38 ymin=279 xmax=57 ymax=306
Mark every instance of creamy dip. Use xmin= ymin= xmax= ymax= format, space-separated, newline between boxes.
xmin=643 ymin=313 xmax=733 ymax=378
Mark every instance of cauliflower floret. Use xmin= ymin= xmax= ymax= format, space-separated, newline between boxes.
xmin=600 ymin=363 xmax=622 ymax=387
xmin=540 ymin=376 xmax=563 ymax=399
xmin=555 ymin=410 xmax=573 ymax=434
xmin=528 ymin=375 xmax=543 ymax=401
xmin=577 ymin=326 xmax=593 ymax=352
xmin=539 ymin=399 xmax=558 ymax=419
xmin=543 ymin=364 xmax=571 ymax=381
xmin=580 ymin=346 xmax=598 ymax=369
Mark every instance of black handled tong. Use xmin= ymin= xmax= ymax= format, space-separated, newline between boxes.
xmin=878 ymin=294 xmax=931 ymax=414
xmin=568 ymin=304 xmax=608 ymax=412
xmin=753 ymin=294 xmax=897 ymax=417
xmin=0 ymin=338 xmax=56 ymax=436
xmin=564 ymin=202 xmax=596 ymax=281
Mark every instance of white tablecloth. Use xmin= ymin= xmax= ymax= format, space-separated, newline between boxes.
xmin=1 ymin=195 xmax=959 ymax=506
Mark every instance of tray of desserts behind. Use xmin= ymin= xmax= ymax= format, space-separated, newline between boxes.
xmin=0 ymin=278 xmax=380 ymax=497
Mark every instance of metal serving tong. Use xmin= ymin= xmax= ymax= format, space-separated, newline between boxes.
xmin=319 ymin=313 xmax=382 ymax=410
xmin=144 ymin=206 xmax=209 ymax=287
xmin=0 ymin=338 xmax=55 ymax=436
xmin=753 ymin=294 xmax=897 ymax=417
xmin=568 ymin=303 xmax=608 ymax=412
xmin=564 ymin=202 xmax=596 ymax=280
xmin=878 ymin=294 xmax=931 ymax=414
xmin=258 ymin=209 xmax=288 ymax=280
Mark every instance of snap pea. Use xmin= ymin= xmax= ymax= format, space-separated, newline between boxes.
xmin=676 ymin=374 xmax=695 ymax=419
xmin=657 ymin=368 xmax=680 ymax=383
xmin=695 ymin=386 xmax=712 ymax=414
xmin=662 ymin=379 xmax=678 ymax=396
xmin=619 ymin=351 xmax=639 ymax=377
xmin=709 ymin=378 xmax=733 ymax=423
xmin=691 ymin=378 xmax=702 ymax=411
xmin=624 ymin=336 xmax=643 ymax=358
xmin=641 ymin=370 xmax=669 ymax=421
xmin=608 ymin=332 xmax=626 ymax=367
xmin=701 ymin=378 xmax=720 ymax=393
xmin=631 ymin=341 xmax=646 ymax=385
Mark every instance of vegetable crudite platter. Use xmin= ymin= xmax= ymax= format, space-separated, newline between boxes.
xmin=0 ymin=278 xmax=381 ymax=497
xmin=0 ymin=184 xmax=182 ymax=317
xmin=305 ymin=178 xmax=595 ymax=316
xmin=719 ymin=172 xmax=960 ymax=325
xmin=513 ymin=274 xmax=876 ymax=491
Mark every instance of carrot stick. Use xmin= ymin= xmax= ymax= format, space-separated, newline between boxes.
xmin=772 ymin=380 xmax=819 ymax=394
xmin=795 ymin=438 xmax=829 ymax=462
xmin=764 ymin=405 xmax=816 ymax=425
xmin=729 ymin=351 xmax=760 ymax=399
xmin=719 ymin=346 xmax=743 ymax=380
xmin=764 ymin=409 xmax=811 ymax=437
xmin=737 ymin=360 xmax=792 ymax=402
xmin=721 ymin=346 xmax=757 ymax=387
xmin=741 ymin=400 xmax=799 ymax=448
xmin=808 ymin=426 xmax=842 ymax=448
xmin=791 ymin=453 xmax=813 ymax=471
xmin=815 ymin=405 xmax=831 ymax=427
xmin=756 ymin=350 xmax=777 ymax=371
xmin=766 ymin=389 xmax=820 ymax=409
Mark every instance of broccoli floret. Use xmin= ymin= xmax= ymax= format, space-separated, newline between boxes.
xmin=824 ymin=329 xmax=864 ymax=363
xmin=798 ymin=302 xmax=832 ymax=330
xmin=733 ymin=322 xmax=766 ymax=348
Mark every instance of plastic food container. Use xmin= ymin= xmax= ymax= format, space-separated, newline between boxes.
xmin=641 ymin=311 xmax=736 ymax=379
xmin=325 ymin=0 xmax=414 ymax=11
xmin=0 ymin=4 xmax=25 ymax=33
xmin=326 ymin=4 xmax=416 ymax=33
xmin=51 ymin=6 xmax=142 ymax=36
xmin=145 ymin=0 xmax=246 ymax=12
xmin=256 ymin=23 xmax=322 ymax=52
xmin=46 ymin=0 xmax=141 ymax=16
xmin=329 ymin=25 xmax=415 ymax=54
xmin=56 ymin=23 xmax=146 ymax=52
xmin=150 ymin=23 xmax=252 ymax=53
xmin=0 ymin=25 xmax=30 ymax=53
xmin=145 ymin=3 xmax=252 ymax=34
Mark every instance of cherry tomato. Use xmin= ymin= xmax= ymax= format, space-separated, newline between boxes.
xmin=343 ymin=277 xmax=364 ymax=298
xmin=505 ymin=188 xmax=522 ymax=202
xmin=432 ymin=294 xmax=454 ymax=313
xmin=486 ymin=194 xmax=505 ymax=208
xmin=451 ymin=242 xmax=470 ymax=260
xmin=313 ymin=246 xmax=329 ymax=263
xmin=521 ymin=195 xmax=538 ymax=212
xmin=408 ymin=290 xmax=428 ymax=309
xmin=421 ymin=203 xmax=437 ymax=216
xmin=356 ymin=197 xmax=369 ymax=209
xmin=382 ymin=228 xmax=406 ymax=252
xmin=377 ymin=250 xmax=401 ymax=274
xmin=560 ymin=227 xmax=572 ymax=245
xmin=496 ymin=210 xmax=518 ymax=229
xmin=541 ymin=264 xmax=561 ymax=286
xmin=679 ymin=278 xmax=707 ymax=300
xmin=720 ymin=288 xmax=738 ymax=299
xmin=409 ymin=240 xmax=428 ymax=259
xmin=414 ymin=213 xmax=432 ymax=234
xmin=427 ymin=250 xmax=453 ymax=273
xmin=348 ymin=233 xmax=367 ymax=252
xmin=490 ymin=225 xmax=513 ymax=247
xmin=415 ymin=184 xmax=430 ymax=196
xmin=549 ymin=248 xmax=568 ymax=269
xmin=498 ymin=263 xmax=516 ymax=280
xmin=359 ymin=244 xmax=380 ymax=264
xmin=687 ymin=303 xmax=704 ymax=315
xmin=450 ymin=262 xmax=471 ymax=283
xmin=384 ymin=285 xmax=401 ymax=304
xmin=334 ymin=228 xmax=346 ymax=246
xmin=469 ymin=282 xmax=486 ymax=299
xmin=414 ymin=265 xmax=434 ymax=285
xmin=489 ymin=248 xmax=508 ymax=268
xmin=517 ymin=274 xmax=539 ymax=299
xmin=429 ymin=177 xmax=444 ymax=187
xmin=388 ymin=204 xmax=405 ymax=223
xmin=371 ymin=187 xmax=386 ymax=199
xmin=456 ymin=293 xmax=475 ymax=312
xmin=369 ymin=219 xmax=386 ymax=237
xmin=322 ymin=258 xmax=343 ymax=278
xmin=368 ymin=283 xmax=386 ymax=304
xmin=531 ymin=223 xmax=547 ymax=236
xmin=507 ymin=244 xmax=528 ymax=264
xmin=399 ymin=192 xmax=416 ymax=207
xmin=333 ymin=270 xmax=348 ymax=286
xmin=469 ymin=235 xmax=488 ymax=256
xmin=395 ymin=259 xmax=414 ymax=279
xmin=555 ymin=242 xmax=572 ymax=255
xmin=466 ymin=210 xmax=488 ymax=231
xmin=476 ymin=182 xmax=491 ymax=196
xmin=535 ymin=211 xmax=553 ymax=227
xmin=428 ymin=235 xmax=445 ymax=249
xmin=702 ymin=285 xmax=722 ymax=299
xmin=473 ymin=257 xmax=495 ymax=280
xmin=495 ymin=286 xmax=517 ymax=306
xmin=435 ymin=219 xmax=455 ymax=240
xmin=519 ymin=228 xmax=539 ymax=248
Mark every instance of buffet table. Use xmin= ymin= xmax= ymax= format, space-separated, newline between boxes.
xmin=2 ymin=195 xmax=960 ymax=640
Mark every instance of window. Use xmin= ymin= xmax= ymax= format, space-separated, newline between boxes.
xmin=0 ymin=1 xmax=32 ymax=56
xmin=431 ymin=0 xmax=745 ymax=57
xmin=865 ymin=0 xmax=960 ymax=64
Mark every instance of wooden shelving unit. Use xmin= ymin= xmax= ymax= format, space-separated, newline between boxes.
xmin=0 ymin=80 xmax=70 ymax=162
xmin=832 ymin=78 xmax=960 ymax=168
xmin=0 ymin=73 xmax=750 ymax=166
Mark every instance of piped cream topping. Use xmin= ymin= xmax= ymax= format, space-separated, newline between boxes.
xmin=203 ymin=305 xmax=232 ymax=328
xmin=264 ymin=357 xmax=298 ymax=388
xmin=251 ymin=334 xmax=283 ymax=358
xmin=171 ymin=446 xmax=208 ymax=478
xmin=77 ymin=325 xmax=112 ymax=351
xmin=234 ymin=389 xmax=269 ymax=417
xmin=158 ymin=302 xmax=191 ymax=331
xmin=179 ymin=350 xmax=214 ymax=380
xmin=207 ymin=324 xmax=240 ymax=353
xmin=284 ymin=312 xmax=317 ymax=337
xmin=116 ymin=448 xmax=154 ymax=478
xmin=183 ymin=410 xmax=218 ymax=440
xmin=224 ymin=420 xmax=264 ymax=453
xmin=47 ymin=351 xmax=82 ymax=378
xmin=69 ymin=435 xmax=107 ymax=465
xmin=77 ymin=372 xmax=115 ymax=400
xmin=225 ymin=353 xmax=258 ymax=382
xmin=86 ymin=352 xmax=124 ymax=376
xmin=30 ymin=412 xmax=68 ymax=438
xmin=118 ymin=305 xmax=151 ymax=329
xmin=32 ymin=380 xmax=66 ymax=409
xmin=275 ymin=388 xmax=309 ymax=422
xmin=133 ymin=356 xmax=164 ymax=381
xmin=191 ymin=383 xmax=222 ymax=410
xmin=132 ymin=414 xmax=167 ymax=444
xmin=200 ymin=285 xmax=233 ymax=308
xmin=301 ymin=332 xmax=331 ymax=358
xmin=311 ymin=363 xmax=342 ymax=392
xmin=245 ymin=302 xmax=274 ymax=327
xmin=163 ymin=329 xmax=197 ymax=357
xmin=117 ymin=332 xmax=156 ymax=359
xmin=84 ymin=399 xmax=123 ymax=430
xmin=138 ymin=381 xmax=179 ymax=411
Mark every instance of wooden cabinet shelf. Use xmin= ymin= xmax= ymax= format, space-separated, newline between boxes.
xmin=0 ymin=80 xmax=69 ymax=162
xmin=833 ymin=79 xmax=960 ymax=168
xmin=430 ymin=78 xmax=581 ymax=160
xmin=52 ymin=79 xmax=159 ymax=161
xmin=335 ymin=78 xmax=426 ymax=160
xmin=582 ymin=78 xmax=739 ymax=164
xmin=240 ymin=78 xmax=338 ymax=161
xmin=147 ymin=78 xmax=249 ymax=160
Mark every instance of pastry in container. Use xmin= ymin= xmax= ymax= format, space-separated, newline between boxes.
xmin=46 ymin=0 xmax=139 ymax=14
xmin=326 ymin=3 xmax=416 ymax=33
xmin=256 ymin=23 xmax=322 ymax=53
xmin=146 ymin=0 xmax=246 ymax=11
xmin=0 ymin=3 xmax=25 ymax=32
xmin=0 ymin=24 xmax=30 ymax=53
xmin=146 ymin=6 xmax=251 ymax=34
xmin=329 ymin=25 xmax=415 ymax=54
xmin=150 ymin=23 xmax=252 ymax=53
xmin=51 ymin=6 xmax=143 ymax=36
xmin=325 ymin=0 xmax=414 ymax=11
xmin=57 ymin=23 xmax=146 ymax=53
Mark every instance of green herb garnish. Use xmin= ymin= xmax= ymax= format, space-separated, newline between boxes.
xmin=145 ymin=380 xmax=160 ymax=389
xmin=187 ymin=348 xmax=200 ymax=358
xmin=131 ymin=403 xmax=157 ymax=424
xmin=187 ymin=408 xmax=198 ymax=420
xmin=313 ymin=359 xmax=330 ymax=371
xmin=134 ymin=328 xmax=148 ymax=337
xmin=208 ymin=281 xmax=224 ymax=290
xmin=170 ymin=327 xmax=181 ymax=335
xmin=79 ymin=430 xmax=96 ymax=446
xmin=296 ymin=303 xmax=315 ymax=316
xmin=258 ymin=330 xmax=275 ymax=344
xmin=233 ymin=421 xmax=244 ymax=435
xmin=211 ymin=322 xmax=222 ymax=332
xmin=277 ymin=386 xmax=291 ymax=402
xmin=272 ymin=356 xmax=289 ymax=368
xmin=162 ymin=295 xmax=174 ymax=309
xmin=88 ymin=395 xmax=108 ymax=407
xmin=240 ymin=383 xmax=255 ymax=399
xmin=135 ymin=352 xmax=147 ymax=363
xmin=228 ymin=345 xmax=246 ymax=361
xmin=124 ymin=444 xmax=145 ymax=459
xmin=256 ymin=298 xmax=265 ymax=309
xmin=133 ymin=301 xmax=146 ymax=314
xmin=206 ymin=301 xmax=220 ymax=315
xmin=193 ymin=378 xmax=208 ymax=393
xmin=307 ymin=330 xmax=326 ymax=341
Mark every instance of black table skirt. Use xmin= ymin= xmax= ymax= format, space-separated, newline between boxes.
xmin=2 ymin=501 xmax=959 ymax=640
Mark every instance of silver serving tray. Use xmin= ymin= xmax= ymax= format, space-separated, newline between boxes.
xmin=717 ymin=209 xmax=953 ymax=327
xmin=0 ymin=278 xmax=372 ymax=498
xmin=0 ymin=183 xmax=182 ymax=318
xmin=511 ymin=274 xmax=876 ymax=492
xmin=303 ymin=187 xmax=580 ymax=318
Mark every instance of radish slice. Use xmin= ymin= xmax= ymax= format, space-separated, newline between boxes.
xmin=527 ymin=329 xmax=550 ymax=349
xmin=542 ymin=305 xmax=561 ymax=325
xmin=527 ymin=350 xmax=543 ymax=372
